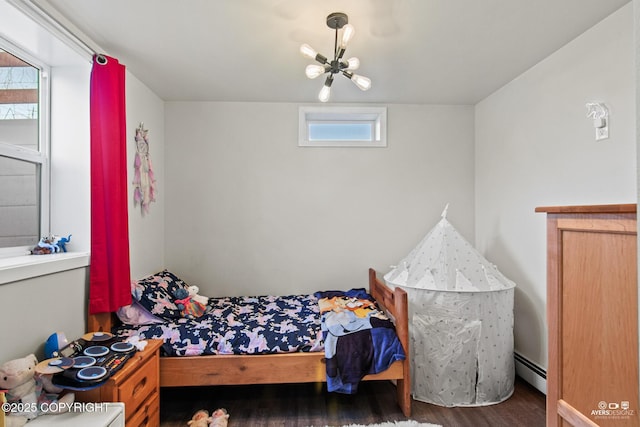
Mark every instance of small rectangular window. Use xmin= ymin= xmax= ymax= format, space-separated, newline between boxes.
xmin=299 ymin=106 xmax=386 ymax=147
xmin=309 ymin=122 xmax=373 ymax=142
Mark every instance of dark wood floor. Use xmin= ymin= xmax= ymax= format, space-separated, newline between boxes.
xmin=159 ymin=376 xmax=545 ymax=427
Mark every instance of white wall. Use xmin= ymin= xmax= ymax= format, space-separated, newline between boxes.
xmin=0 ymin=268 xmax=88 ymax=361
xmin=165 ymin=102 xmax=475 ymax=297
xmin=50 ymin=64 xmax=91 ymax=253
xmin=126 ymin=72 xmax=166 ymax=280
xmin=475 ymin=3 xmax=635 ymax=374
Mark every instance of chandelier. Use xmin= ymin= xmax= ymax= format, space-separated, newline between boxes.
xmin=300 ymin=12 xmax=371 ymax=102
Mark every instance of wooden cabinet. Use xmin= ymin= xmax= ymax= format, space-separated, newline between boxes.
xmin=536 ymin=204 xmax=638 ymax=427
xmin=76 ymin=339 xmax=162 ymax=427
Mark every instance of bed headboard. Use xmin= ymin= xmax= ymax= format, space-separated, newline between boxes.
xmin=87 ymin=311 xmax=119 ymax=333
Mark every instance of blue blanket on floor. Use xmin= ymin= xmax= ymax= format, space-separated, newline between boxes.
xmin=315 ymin=288 xmax=405 ymax=394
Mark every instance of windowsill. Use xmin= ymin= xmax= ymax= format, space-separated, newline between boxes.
xmin=0 ymin=251 xmax=90 ymax=285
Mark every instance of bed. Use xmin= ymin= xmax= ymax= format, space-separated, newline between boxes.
xmin=87 ymin=268 xmax=411 ymax=416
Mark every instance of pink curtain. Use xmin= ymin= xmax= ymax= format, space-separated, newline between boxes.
xmin=89 ymin=54 xmax=132 ymax=314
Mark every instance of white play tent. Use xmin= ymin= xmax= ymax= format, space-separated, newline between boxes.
xmin=384 ymin=206 xmax=515 ymax=407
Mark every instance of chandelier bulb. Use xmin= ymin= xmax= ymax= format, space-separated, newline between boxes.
xmin=346 ymin=57 xmax=360 ymax=71
xmin=300 ymin=44 xmax=318 ymax=60
xmin=305 ymin=64 xmax=326 ymax=79
xmin=340 ymin=24 xmax=355 ymax=49
xmin=350 ymin=73 xmax=371 ymax=91
xmin=318 ymin=85 xmax=331 ymax=102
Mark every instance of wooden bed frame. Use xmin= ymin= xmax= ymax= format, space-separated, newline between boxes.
xmin=87 ymin=268 xmax=411 ymax=416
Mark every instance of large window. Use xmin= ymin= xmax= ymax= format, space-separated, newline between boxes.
xmin=0 ymin=42 xmax=49 ymax=251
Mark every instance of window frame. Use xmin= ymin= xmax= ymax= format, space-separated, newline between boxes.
xmin=0 ymin=37 xmax=51 ymax=256
xmin=298 ymin=106 xmax=387 ymax=147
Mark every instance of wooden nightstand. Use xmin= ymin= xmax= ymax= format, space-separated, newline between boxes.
xmin=76 ymin=339 xmax=162 ymax=427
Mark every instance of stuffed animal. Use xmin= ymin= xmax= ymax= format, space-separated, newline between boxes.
xmin=209 ymin=408 xmax=229 ymax=427
xmin=29 ymin=234 xmax=72 ymax=255
xmin=0 ymin=354 xmax=75 ymax=427
xmin=30 ymin=237 xmax=54 ymax=255
xmin=53 ymin=235 xmax=72 ymax=252
xmin=172 ymin=287 xmax=189 ymax=305
xmin=187 ymin=409 xmax=212 ymax=427
xmin=173 ymin=288 xmax=206 ymax=319
xmin=125 ymin=335 xmax=148 ymax=351
xmin=187 ymin=285 xmax=209 ymax=306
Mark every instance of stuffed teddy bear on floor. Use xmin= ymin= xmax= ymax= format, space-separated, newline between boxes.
xmin=209 ymin=408 xmax=229 ymax=427
xmin=0 ymin=354 xmax=75 ymax=427
xmin=188 ymin=408 xmax=228 ymax=427
xmin=187 ymin=409 xmax=212 ymax=427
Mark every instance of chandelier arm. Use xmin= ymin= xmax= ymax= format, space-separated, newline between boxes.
xmin=324 ymin=74 xmax=334 ymax=87
xmin=333 ymin=26 xmax=339 ymax=60
xmin=315 ymin=53 xmax=328 ymax=65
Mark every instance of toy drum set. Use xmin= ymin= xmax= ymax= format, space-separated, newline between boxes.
xmin=38 ymin=332 xmax=136 ymax=390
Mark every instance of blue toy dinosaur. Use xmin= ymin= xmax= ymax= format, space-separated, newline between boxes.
xmin=54 ymin=234 xmax=72 ymax=252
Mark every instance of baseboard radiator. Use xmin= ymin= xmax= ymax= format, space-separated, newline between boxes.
xmin=514 ymin=351 xmax=547 ymax=395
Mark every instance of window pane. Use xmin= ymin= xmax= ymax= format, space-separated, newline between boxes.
xmin=0 ymin=49 xmax=39 ymax=121
xmin=0 ymin=119 xmax=38 ymax=149
xmin=0 ymin=46 xmax=42 ymax=250
xmin=0 ymin=156 xmax=39 ymax=248
xmin=0 ymin=103 xmax=38 ymax=120
xmin=309 ymin=122 xmax=373 ymax=141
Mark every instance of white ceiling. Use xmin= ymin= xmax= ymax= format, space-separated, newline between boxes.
xmin=42 ymin=0 xmax=630 ymax=104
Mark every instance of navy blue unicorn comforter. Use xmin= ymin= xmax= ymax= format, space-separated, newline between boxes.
xmin=115 ymin=294 xmax=323 ymax=356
